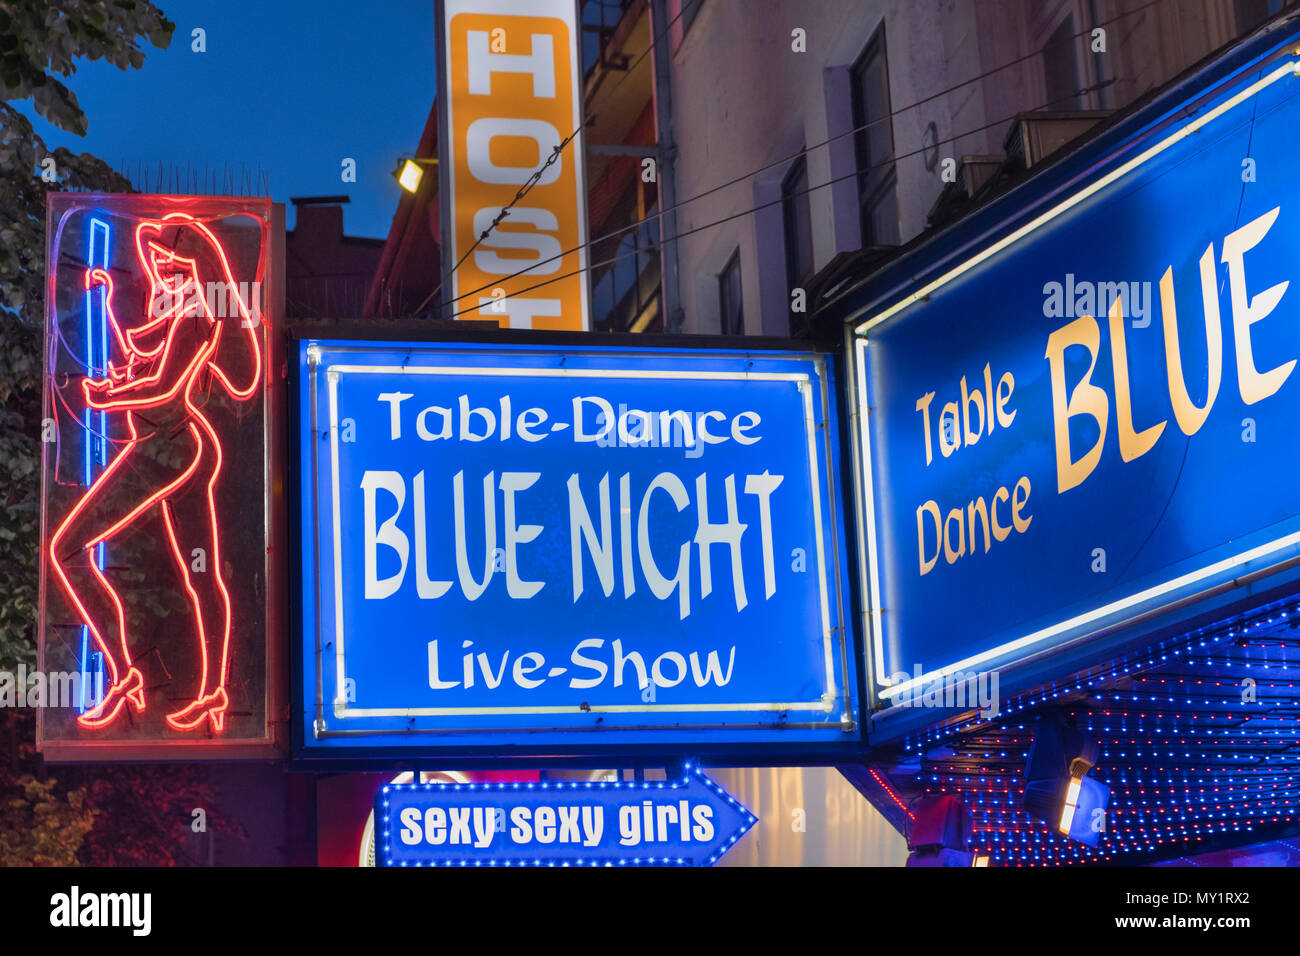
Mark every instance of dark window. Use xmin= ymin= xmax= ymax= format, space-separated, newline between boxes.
xmin=851 ymin=27 xmax=899 ymax=247
xmin=783 ymin=157 xmax=814 ymax=300
xmin=581 ymin=0 xmax=638 ymax=76
xmin=718 ymin=251 xmax=743 ymax=335
xmin=1042 ymin=16 xmax=1080 ymax=109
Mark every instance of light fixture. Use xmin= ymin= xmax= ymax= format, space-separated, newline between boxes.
xmin=397 ymin=160 xmax=422 ymax=193
xmin=906 ymin=794 xmax=979 ymax=866
xmin=394 ymin=157 xmax=438 ymax=194
xmin=1024 ymin=716 xmax=1111 ymax=848
xmin=1056 ymin=772 xmax=1110 ymax=846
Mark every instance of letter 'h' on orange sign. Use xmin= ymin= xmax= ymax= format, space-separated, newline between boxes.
xmin=440 ymin=0 xmax=591 ymax=330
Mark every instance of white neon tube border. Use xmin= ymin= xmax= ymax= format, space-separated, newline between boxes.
xmin=851 ymin=59 xmax=1300 ymax=701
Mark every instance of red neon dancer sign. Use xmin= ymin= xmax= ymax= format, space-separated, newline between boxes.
xmin=40 ymin=195 xmax=282 ymax=759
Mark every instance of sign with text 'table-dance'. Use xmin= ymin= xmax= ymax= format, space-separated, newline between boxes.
xmin=295 ymin=339 xmax=857 ymax=758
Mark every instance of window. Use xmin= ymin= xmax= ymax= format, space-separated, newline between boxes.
xmin=1042 ymin=15 xmax=1080 ymax=109
xmin=851 ymin=27 xmax=899 ymax=246
xmin=718 ymin=251 xmax=743 ymax=335
xmin=590 ymin=210 xmax=661 ymax=332
xmin=782 ymin=157 xmax=815 ymax=304
xmin=580 ymin=0 xmax=638 ymax=76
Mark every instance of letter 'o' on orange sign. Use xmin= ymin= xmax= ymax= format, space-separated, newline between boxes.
xmin=441 ymin=0 xmax=591 ymax=330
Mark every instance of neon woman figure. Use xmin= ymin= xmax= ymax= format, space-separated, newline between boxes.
xmin=49 ymin=213 xmax=262 ymax=732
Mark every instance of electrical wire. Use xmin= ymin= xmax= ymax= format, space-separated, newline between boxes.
xmin=442 ymin=78 xmax=1116 ymax=320
xmin=423 ymin=0 xmax=707 ymax=316
xmin=449 ymin=58 xmax=1300 ymax=320
xmin=434 ymin=0 xmax=1168 ymax=314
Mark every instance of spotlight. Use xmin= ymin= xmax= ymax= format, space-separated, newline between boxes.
xmin=393 ymin=157 xmax=438 ymax=194
xmin=1023 ymin=716 xmax=1111 ymax=847
xmin=906 ymin=794 xmax=983 ymax=866
xmin=397 ymin=160 xmax=423 ymax=193
xmin=1057 ymin=773 xmax=1110 ymax=845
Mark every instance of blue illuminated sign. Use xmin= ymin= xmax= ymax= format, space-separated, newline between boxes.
xmin=295 ymin=339 xmax=857 ymax=758
xmin=375 ymin=763 xmax=756 ymax=866
xmin=851 ymin=44 xmax=1300 ymax=706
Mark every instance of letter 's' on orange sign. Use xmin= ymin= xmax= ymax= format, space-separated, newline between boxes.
xmin=441 ymin=0 xmax=591 ymax=330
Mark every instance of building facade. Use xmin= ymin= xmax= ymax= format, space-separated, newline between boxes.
xmin=663 ymin=0 xmax=1285 ymax=336
xmin=141 ymin=0 xmax=1296 ymax=867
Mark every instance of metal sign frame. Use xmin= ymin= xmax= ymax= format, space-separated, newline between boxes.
xmin=373 ymin=760 xmax=757 ymax=867
xmin=286 ymin=323 xmax=866 ymax=768
xmin=433 ymin=0 xmax=592 ymax=330
xmin=844 ymin=27 xmax=1300 ymax=717
xmin=38 ymin=194 xmax=287 ymax=762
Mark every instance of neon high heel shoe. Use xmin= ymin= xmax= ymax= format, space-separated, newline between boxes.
xmin=76 ymin=666 xmax=145 ymax=729
xmin=164 ymin=686 xmax=229 ymax=733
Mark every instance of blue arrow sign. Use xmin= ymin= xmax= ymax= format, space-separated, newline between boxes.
xmin=375 ymin=763 xmax=757 ymax=867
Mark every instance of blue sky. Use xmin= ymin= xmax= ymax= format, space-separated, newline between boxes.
xmin=24 ymin=0 xmax=437 ymax=239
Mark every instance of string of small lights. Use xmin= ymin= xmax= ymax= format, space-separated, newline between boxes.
xmin=880 ymin=593 xmax=1300 ymax=865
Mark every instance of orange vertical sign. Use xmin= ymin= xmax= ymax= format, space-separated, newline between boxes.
xmin=441 ymin=0 xmax=590 ymax=330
